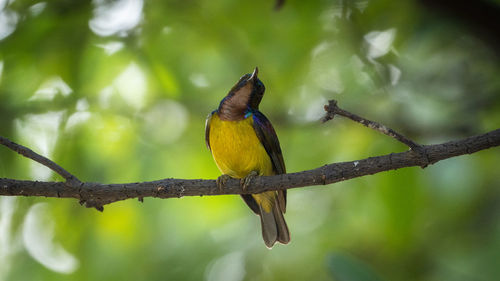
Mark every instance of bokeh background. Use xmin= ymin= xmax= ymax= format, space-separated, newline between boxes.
xmin=1 ymin=0 xmax=500 ymax=280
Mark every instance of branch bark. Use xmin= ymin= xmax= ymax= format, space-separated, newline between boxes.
xmin=0 ymin=136 xmax=81 ymax=186
xmin=322 ymin=100 xmax=421 ymax=150
xmin=1 ymin=100 xmax=499 ymax=210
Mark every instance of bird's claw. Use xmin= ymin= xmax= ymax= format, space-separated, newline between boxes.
xmin=241 ymin=171 xmax=259 ymax=192
xmin=216 ymin=174 xmax=232 ymax=193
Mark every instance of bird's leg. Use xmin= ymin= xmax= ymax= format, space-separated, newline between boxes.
xmin=241 ymin=170 xmax=259 ymax=193
xmin=216 ymin=174 xmax=232 ymax=192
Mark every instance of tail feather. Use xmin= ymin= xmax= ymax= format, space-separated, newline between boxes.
xmin=273 ymin=202 xmax=290 ymax=244
xmin=259 ymin=200 xmax=290 ymax=248
xmin=259 ymin=205 xmax=278 ymax=248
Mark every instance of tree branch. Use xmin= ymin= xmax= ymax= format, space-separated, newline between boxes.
xmin=0 ymin=136 xmax=81 ymax=186
xmin=322 ymin=100 xmax=420 ymax=150
xmin=0 ymin=100 xmax=499 ymax=210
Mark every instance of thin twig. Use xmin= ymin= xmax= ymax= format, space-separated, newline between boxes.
xmin=322 ymin=99 xmax=421 ymax=150
xmin=0 ymin=136 xmax=81 ymax=186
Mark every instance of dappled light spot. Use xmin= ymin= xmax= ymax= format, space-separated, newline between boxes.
xmin=29 ymin=2 xmax=46 ymax=17
xmin=205 ymin=252 xmax=245 ymax=281
xmin=29 ymin=162 xmax=52 ymax=182
xmin=65 ymin=99 xmax=92 ymax=132
xmin=189 ymin=73 xmax=210 ymax=88
xmin=0 ymin=197 xmax=20 ymax=280
xmin=114 ymin=62 xmax=147 ymax=110
xmin=364 ymin=28 xmax=396 ymax=59
xmin=319 ymin=1 xmax=369 ymax=31
xmin=304 ymin=95 xmax=328 ymax=122
xmin=65 ymin=112 xmax=91 ymax=132
xmin=140 ymin=99 xmax=188 ymax=145
xmin=313 ymin=67 xmax=343 ymax=92
xmin=90 ymin=114 xmax=135 ymax=161
xmin=29 ymin=76 xmax=73 ymax=102
xmin=76 ymin=98 xmax=90 ymax=111
xmin=162 ymin=26 xmax=172 ymax=34
xmin=388 ymin=64 xmax=401 ymax=86
xmin=310 ymin=42 xmax=345 ymax=93
xmin=0 ymin=60 xmax=3 ymax=84
xmin=14 ymin=111 xmax=64 ymax=157
xmin=95 ymin=41 xmax=125 ymax=55
xmin=349 ymin=55 xmax=372 ymax=85
xmin=89 ymin=0 xmax=143 ymax=37
xmin=22 ymin=203 xmax=79 ymax=274
xmin=354 ymin=1 xmax=369 ymax=12
xmin=0 ymin=197 xmax=16 ymax=257
xmin=98 ymin=86 xmax=113 ymax=109
xmin=288 ymin=85 xmax=328 ymax=123
xmin=14 ymin=111 xmax=64 ymax=180
xmin=311 ymin=41 xmax=332 ymax=58
xmin=319 ymin=7 xmax=342 ymax=31
xmin=0 ymin=4 xmax=18 ymax=41
xmin=97 ymin=63 xmax=148 ymax=110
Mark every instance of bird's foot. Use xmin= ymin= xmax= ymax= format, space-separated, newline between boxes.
xmin=216 ymin=174 xmax=232 ymax=193
xmin=241 ymin=171 xmax=259 ymax=193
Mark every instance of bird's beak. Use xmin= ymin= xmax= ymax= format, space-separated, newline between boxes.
xmin=249 ymin=67 xmax=259 ymax=82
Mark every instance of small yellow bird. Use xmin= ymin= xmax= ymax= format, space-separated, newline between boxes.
xmin=205 ymin=67 xmax=290 ymax=248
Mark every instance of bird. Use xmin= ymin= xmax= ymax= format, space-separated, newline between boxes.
xmin=205 ymin=67 xmax=290 ymax=248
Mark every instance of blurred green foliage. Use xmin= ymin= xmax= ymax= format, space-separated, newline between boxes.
xmin=1 ymin=0 xmax=500 ymax=280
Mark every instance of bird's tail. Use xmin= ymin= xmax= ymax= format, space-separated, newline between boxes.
xmin=257 ymin=193 xmax=290 ymax=248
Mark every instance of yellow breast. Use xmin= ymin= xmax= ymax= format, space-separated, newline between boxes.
xmin=209 ymin=113 xmax=273 ymax=178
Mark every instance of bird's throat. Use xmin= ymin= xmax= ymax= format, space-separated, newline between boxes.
xmin=218 ymin=84 xmax=253 ymax=121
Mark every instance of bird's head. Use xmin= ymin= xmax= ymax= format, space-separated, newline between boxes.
xmin=218 ymin=67 xmax=265 ymax=120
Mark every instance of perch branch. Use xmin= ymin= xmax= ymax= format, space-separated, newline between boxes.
xmin=0 ymin=100 xmax=499 ymax=210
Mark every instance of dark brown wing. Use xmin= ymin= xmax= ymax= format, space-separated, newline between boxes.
xmin=241 ymin=194 xmax=260 ymax=214
xmin=205 ymin=111 xmax=216 ymax=151
xmin=251 ymin=110 xmax=286 ymax=174
xmin=251 ymin=110 xmax=287 ymax=213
